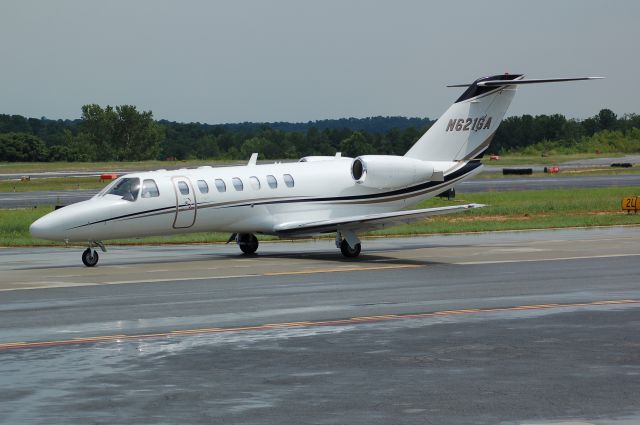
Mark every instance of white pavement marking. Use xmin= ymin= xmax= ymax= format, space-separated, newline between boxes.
xmin=105 ymin=274 xmax=260 ymax=285
xmin=458 ymin=252 xmax=640 ymax=265
xmin=487 ymin=247 xmax=545 ymax=253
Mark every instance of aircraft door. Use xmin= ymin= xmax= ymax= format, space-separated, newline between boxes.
xmin=172 ymin=177 xmax=197 ymax=229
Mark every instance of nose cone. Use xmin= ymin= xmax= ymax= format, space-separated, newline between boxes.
xmin=30 ymin=211 xmax=66 ymax=241
xmin=30 ymin=199 xmax=111 ymax=242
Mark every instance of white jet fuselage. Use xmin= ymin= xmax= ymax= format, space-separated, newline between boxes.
xmin=31 ymin=157 xmax=474 ymax=242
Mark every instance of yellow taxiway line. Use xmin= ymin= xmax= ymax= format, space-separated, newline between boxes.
xmin=263 ymin=264 xmax=421 ymax=276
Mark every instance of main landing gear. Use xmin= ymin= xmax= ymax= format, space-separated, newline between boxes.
xmin=227 ymin=231 xmax=361 ymax=258
xmin=233 ymin=233 xmax=259 ymax=255
xmin=82 ymin=241 xmax=106 ymax=267
xmin=336 ymin=229 xmax=361 ymax=258
xmin=340 ymin=239 xmax=361 ymax=258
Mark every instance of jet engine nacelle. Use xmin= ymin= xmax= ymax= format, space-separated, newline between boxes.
xmin=351 ymin=155 xmax=440 ymax=189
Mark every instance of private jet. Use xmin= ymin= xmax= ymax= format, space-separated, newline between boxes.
xmin=30 ymin=74 xmax=601 ymax=266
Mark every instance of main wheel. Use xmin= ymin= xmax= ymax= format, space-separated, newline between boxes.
xmin=82 ymin=248 xmax=99 ymax=267
xmin=340 ymin=240 xmax=361 ymax=258
xmin=238 ymin=234 xmax=259 ymax=255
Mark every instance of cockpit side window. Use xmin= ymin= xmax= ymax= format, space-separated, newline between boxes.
xmin=105 ymin=177 xmax=140 ymax=201
xmin=141 ymin=179 xmax=160 ymax=198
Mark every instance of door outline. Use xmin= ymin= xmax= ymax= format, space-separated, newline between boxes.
xmin=171 ymin=176 xmax=197 ymax=229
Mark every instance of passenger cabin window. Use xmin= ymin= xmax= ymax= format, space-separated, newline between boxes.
xmin=215 ymin=179 xmax=226 ymax=192
xmin=232 ymin=177 xmax=243 ymax=191
xmin=106 ymin=177 xmax=140 ymax=201
xmin=266 ymin=175 xmax=277 ymax=189
xmin=197 ymin=179 xmax=209 ymax=194
xmin=249 ymin=176 xmax=261 ymax=190
xmin=141 ymin=179 xmax=159 ymax=198
xmin=178 ymin=181 xmax=190 ymax=195
xmin=283 ymin=174 xmax=295 ymax=188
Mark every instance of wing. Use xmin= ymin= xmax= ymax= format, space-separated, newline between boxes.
xmin=273 ymin=203 xmax=485 ymax=237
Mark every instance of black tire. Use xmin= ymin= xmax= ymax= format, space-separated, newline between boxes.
xmin=238 ymin=234 xmax=259 ymax=255
xmin=340 ymin=240 xmax=361 ymax=258
xmin=82 ymin=248 xmax=99 ymax=267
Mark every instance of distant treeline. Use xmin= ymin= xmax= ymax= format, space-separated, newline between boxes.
xmin=1 ymin=107 xmax=639 ymax=162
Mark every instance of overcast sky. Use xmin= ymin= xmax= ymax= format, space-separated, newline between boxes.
xmin=0 ymin=0 xmax=637 ymax=124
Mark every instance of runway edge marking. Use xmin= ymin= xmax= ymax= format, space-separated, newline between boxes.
xmin=0 ymin=299 xmax=638 ymax=352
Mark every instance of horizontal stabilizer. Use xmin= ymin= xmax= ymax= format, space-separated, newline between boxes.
xmin=478 ymin=77 xmax=603 ymax=87
xmin=274 ymin=203 xmax=485 ymax=236
xmin=448 ymin=76 xmax=603 ymax=88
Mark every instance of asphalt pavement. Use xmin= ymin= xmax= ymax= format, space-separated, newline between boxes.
xmin=1 ymin=228 xmax=639 ymax=424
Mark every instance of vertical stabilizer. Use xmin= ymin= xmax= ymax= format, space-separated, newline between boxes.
xmin=405 ymin=74 xmax=523 ymax=161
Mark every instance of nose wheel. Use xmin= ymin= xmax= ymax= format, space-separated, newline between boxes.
xmin=81 ymin=241 xmax=106 ymax=267
xmin=82 ymin=248 xmax=99 ymax=267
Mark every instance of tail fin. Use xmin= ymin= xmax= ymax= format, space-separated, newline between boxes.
xmin=404 ymin=74 xmax=602 ymax=161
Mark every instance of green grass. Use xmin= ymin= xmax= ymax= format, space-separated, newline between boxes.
xmin=474 ymin=167 xmax=638 ymax=180
xmin=0 ymin=207 xmax=54 ymax=246
xmin=370 ymin=188 xmax=640 ymax=236
xmin=543 ymin=167 xmax=638 ymax=177
xmin=481 ymin=152 xmax=625 ymax=167
xmin=3 ymin=186 xmax=639 ymax=247
xmin=0 ymin=159 xmax=249 ymax=174
xmin=0 ymin=177 xmax=110 ymax=192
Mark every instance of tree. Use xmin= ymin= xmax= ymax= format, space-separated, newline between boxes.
xmin=80 ymin=104 xmax=117 ymax=160
xmin=0 ymin=133 xmax=49 ymax=161
xmin=192 ymin=135 xmax=221 ymax=159
xmin=78 ymin=104 xmax=164 ymax=161
xmin=340 ymin=131 xmax=374 ymax=157
xmin=597 ymin=108 xmax=617 ymax=131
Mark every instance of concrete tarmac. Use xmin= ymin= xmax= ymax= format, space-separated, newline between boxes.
xmin=1 ymin=228 xmax=640 ymax=424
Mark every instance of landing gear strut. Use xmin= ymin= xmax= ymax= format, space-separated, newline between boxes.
xmin=236 ymin=233 xmax=259 ymax=255
xmin=81 ymin=241 xmax=106 ymax=267
xmin=336 ymin=229 xmax=361 ymax=258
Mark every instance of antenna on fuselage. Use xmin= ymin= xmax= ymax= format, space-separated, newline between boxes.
xmin=247 ymin=153 xmax=258 ymax=166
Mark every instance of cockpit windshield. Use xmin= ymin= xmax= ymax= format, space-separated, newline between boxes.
xmin=102 ymin=177 xmax=140 ymax=201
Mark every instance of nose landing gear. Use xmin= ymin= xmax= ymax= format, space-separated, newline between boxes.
xmin=81 ymin=241 xmax=106 ymax=267
xmin=82 ymin=248 xmax=99 ymax=267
